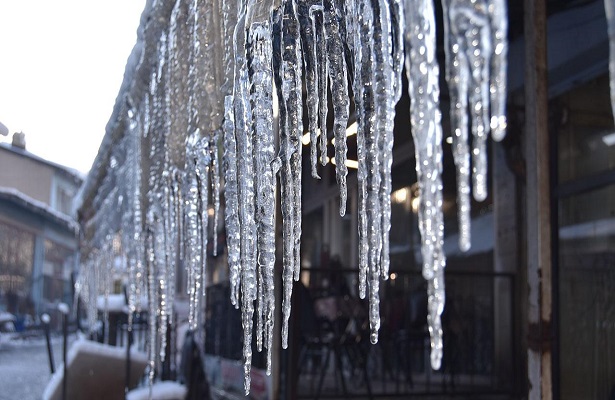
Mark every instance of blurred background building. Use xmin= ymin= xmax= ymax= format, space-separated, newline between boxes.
xmin=0 ymin=131 xmax=82 ymax=328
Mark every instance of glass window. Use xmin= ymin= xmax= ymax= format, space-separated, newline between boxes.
xmin=558 ymin=75 xmax=615 ymax=183
xmin=43 ymin=240 xmax=73 ymax=303
xmin=558 ymin=185 xmax=615 ymax=400
xmin=0 ymin=221 xmax=35 ymax=313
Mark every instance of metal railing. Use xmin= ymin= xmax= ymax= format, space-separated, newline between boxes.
xmin=289 ymin=267 xmax=517 ymax=399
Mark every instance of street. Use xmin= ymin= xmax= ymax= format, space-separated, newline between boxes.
xmin=0 ymin=335 xmax=69 ymax=400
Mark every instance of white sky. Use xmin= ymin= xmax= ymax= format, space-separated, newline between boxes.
xmin=0 ymin=1 xmax=146 ymax=175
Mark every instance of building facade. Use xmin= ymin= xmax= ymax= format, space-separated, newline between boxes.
xmin=0 ymin=134 xmax=82 ymax=324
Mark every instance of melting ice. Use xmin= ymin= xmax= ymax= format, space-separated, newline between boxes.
xmin=79 ymin=0 xmax=513 ymax=393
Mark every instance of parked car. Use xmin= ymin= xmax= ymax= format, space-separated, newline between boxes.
xmin=0 ymin=311 xmax=17 ymax=345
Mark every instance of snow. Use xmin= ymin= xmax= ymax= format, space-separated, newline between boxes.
xmin=0 ymin=336 xmax=70 ymax=400
xmin=96 ymin=294 xmax=127 ymax=313
xmin=0 ymin=311 xmax=16 ymax=322
xmin=126 ymin=381 xmax=187 ymax=400
xmin=42 ymin=338 xmax=148 ymax=400
xmin=0 ymin=186 xmax=78 ymax=232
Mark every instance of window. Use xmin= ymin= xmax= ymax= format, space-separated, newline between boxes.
xmin=0 ymin=221 xmax=35 ymax=313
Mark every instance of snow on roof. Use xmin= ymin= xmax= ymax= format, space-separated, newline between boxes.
xmin=0 ymin=186 xmax=78 ymax=234
xmin=126 ymin=381 xmax=187 ymax=400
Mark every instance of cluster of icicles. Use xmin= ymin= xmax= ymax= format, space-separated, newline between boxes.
xmin=78 ymin=0 xmax=512 ymax=394
xmin=222 ymin=0 xmax=508 ymax=391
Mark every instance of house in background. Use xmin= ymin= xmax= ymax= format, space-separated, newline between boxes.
xmin=0 ymin=132 xmax=82 ymax=325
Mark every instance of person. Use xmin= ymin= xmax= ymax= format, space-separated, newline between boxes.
xmin=327 ymin=255 xmax=350 ymax=297
xmin=6 ymin=290 xmax=18 ymax=314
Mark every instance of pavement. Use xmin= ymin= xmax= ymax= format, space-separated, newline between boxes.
xmin=0 ymin=333 xmax=72 ymax=400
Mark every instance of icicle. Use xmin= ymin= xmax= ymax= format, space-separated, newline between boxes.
xmin=163 ymin=170 xmax=180 ymax=333
xmin=211 ymin=133 xmax=221 ymax=257
xmin=442 ymin=0 xmax=509 ymax=250
xmin=102 ymin=239 xmax=112 ymax=345
xmin=607 ymin=0 xmax=615 ymax=118
xmin=298 ymin=0 xmax=322 ymax=178
xmin=314 ymin=7 xmax=329 ymax=167
xmin=248 ymin=21 xmax=277 ymax=375
xmin=404 ymin=0 xmax=446 ymax=370
xmin=195 ymin=136 xmax=211 ymax=341
xmin=288 ymin=1 xmax=304 ymax=285
xmin=184 ymin=134 xmax=206 ymax=331
xmin=273 ymin=4 xmax=294 ymax=351
xmin=346 ymin=0 xmax=369 ymax=300
xmin=357 ymin=0 xmax=385 ymax=343
xmin=145 ymin=219 xmax=158 ymax=387
xmin=222 ymin=0 xmax=239 ymax=95
xmin=126 ymin=105 xmax=144 ymax=326
xmin=441 ymin=0 xmax=471 ymax=251
xmin=325 ymin=0 xmax=350 ymax=216
xmin=489 ymin=0 xmax=508 ymax=141
xmin=373 ymin=0 xmax=397 ymax=282
xmin=153 ymin=205 xmax=168 ymax=363
xmin=275 ymin=0 xmax=304 ymax=350
xmin=233 ymin=8 xmax=258 ymax=393
xmin=223 ymin=96 xmax=241 ymax=308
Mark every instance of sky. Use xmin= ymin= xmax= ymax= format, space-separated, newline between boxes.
xmin=0 ymin=1 xmax=146 ymax=175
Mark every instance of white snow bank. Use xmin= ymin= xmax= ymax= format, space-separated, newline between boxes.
xmin=0 ymin=311 xmax=16 ymax=322
xmin=126 ymin=381 xmax=187 ymax=400
xmin=96 ymin=294 xmax=149 ymax=313
xmin=42 ymin=338 xmax=148 ymax=400
xmin=96 ymin=294 xmax=127 ymax=312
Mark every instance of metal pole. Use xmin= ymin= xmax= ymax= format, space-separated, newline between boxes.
xmin=126 ymin=321 xmax=132 ymax=395
xmin=42 ymin=313 xmax=55 ymax=374
xmin=58 ymin=303 xmax=69 ymax=400
xmin=524 ymin=0 xmax=553 ymax=399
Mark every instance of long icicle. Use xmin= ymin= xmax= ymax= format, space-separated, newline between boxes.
xmin=381 ymin=0 xmax=404 ymax=280
xmin=248 ymin=21 xmax=277 ymax=375
xmin=358 ymin=0 xmax=384 ymax=344
xmin=299 ymin=0 xmax=322 ymax=179
xmin=442 ymin=0 xmax=471 ymax=251
xmin=347 ymin=0 xmax=369 ymax=300
xmin=404 ymin=0 xmax=446 ymax=370
xmin=606 ymin=0 xmax=615 ymax=118
xmin=277 ymin=0 xmax=304 ymax=349
xmin=223 ymin=96 xmax=241 ymax=308
xmin=325 ymin=0 xmax=350 ymax=216
xmin=233 ymin=8 xmax=258 ymax=393
xmin=287 ymin=0 xmax=304 ymax=285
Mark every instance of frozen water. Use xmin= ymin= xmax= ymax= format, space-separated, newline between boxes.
xmin=248 ymin=21 xmax=277 ymax=375
xmin=223 ymin=95 xmax=241 ymax=309
xmin=325 ymin=0 xmax=350 ymax=216
xmin=78 ymin=0 xmax=514 ymax=392
xmin=442 ymin=0 xmax=509 ymax=252
xmin=607 ymin=0 xmax=615 ymax=118
xmin=404 ymin=0 xmax=446 ymax=369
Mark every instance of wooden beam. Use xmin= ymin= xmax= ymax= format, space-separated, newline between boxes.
xmin=524 ymin=0 xmax=553 ymax=399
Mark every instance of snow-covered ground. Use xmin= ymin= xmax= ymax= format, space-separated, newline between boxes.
xmin=0 ymin=334 xmax=74 ymax=400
